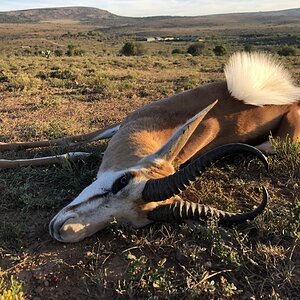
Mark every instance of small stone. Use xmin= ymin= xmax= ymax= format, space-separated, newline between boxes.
xmin=44 ymin=280 xmax=49 ymax=287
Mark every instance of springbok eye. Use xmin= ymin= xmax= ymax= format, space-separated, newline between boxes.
xmin=111 ymin=173 xmax=134 ymax=194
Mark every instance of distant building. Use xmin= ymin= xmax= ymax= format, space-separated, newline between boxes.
xmin=136 ymin=35 xmax=203 ymax=42
xmin=146 ymin=37 xmax=156 ymax=42
xmin=163 ymin=37 xmax=176 ymax=41
xmin=136 ymin=36 xmax=156 ymax=42
xmin=176 ymin=36 xmax=204 ymax=42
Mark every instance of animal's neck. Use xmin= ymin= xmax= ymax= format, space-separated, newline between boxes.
xmin=99 ymin=122 xmax=174 ymax=172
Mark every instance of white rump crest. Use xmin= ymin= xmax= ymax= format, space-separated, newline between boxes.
xmin=224 ymin=52 xmax=300 ymax=106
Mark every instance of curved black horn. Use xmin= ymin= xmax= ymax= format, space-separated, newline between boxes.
xmin=147 ymin=187 xmax=268 ymax=225
xmin=142 ymin=143 xmax=268 ymax=202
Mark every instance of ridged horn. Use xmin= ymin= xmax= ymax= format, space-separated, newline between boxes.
xmin=147 ymin=187 xmax=268 ymax=225
xmin=142 ymin=143 xmax=268 ymax=202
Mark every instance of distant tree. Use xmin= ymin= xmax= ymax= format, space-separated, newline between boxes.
xmin=120 ymin=42 xmax=146 ymax=56
xmin=244 ymin=44 xmax=253 ymax=52
xmin=121 ymin=42 xmax=135 ymax=56
xmin=278 ymin=46 xmax=296 ymax=56
xmin=187 ymin=43 xmax=205 ymax=56
xmin=213 ymin=45 xmax=227 ymax=56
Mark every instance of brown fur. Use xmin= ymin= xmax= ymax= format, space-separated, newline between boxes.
xmin=100 ymin=81 xmax=299 ymax=174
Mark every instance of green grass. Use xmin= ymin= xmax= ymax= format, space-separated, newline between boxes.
xmin=0 ymin=276 xmax=25 ymax=300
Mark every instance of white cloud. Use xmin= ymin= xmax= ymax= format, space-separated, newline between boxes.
xmin=0 ymin=0 xmax=299 ymax=16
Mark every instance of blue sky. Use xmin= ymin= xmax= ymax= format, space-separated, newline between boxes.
xmin=0 ymin=0 xmax=299 ymax=17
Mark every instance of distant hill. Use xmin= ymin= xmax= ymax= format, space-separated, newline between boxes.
xmin=0 ymin=6 xmax=137 ymax=26
xmin=0 ymin=6 xmax=299 ymax=30
xmin=247 ymin=7 xmax=300 ymax=17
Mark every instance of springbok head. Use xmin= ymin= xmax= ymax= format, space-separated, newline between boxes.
xmin=49 ymin=101 xmax=268 ymax=242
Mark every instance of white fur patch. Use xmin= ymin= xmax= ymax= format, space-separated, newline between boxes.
xmin=224 ymin=52 xmax=300 ymax=106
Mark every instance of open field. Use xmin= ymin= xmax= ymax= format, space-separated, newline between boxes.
xmin=0 ymin=17 xmax=300 ymax=299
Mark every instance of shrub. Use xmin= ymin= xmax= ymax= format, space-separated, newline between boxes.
xmin=121 ymin=42 xmax=135 ymax=56
xmin=66 ymin=47 xmax=85 ymax=56
xmin=40 ymin=96 xmax=62 ymax=107
xmin=74 ymin=48 xmax=86 ymax=56
xmin=120 ymin=42 xmax=146 ymax=56
xmin=187 ymin=43 xmax=205 ymax=56
xmin=213 ymin=45 xmax=227 ymax=56
xmin=66 ymin=49 xmax=73 ymax=56
xmin=278 ymin=46 xmax=296 ymax=56
xmin=49 ymin=69 xmax=73 ymax=80
xmin=54 ymin=49 xmax=64 ymax=57
xmin=8 ymin=73 xmax=41 ymax=91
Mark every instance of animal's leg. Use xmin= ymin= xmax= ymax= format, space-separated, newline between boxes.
xmin=255 ymin=107 xmax=300 ymax=153
xmin=0 ymin=123 xmax=121 ymax=169
xmin=0 ymin=152 xmax=92 ymax=169
xmin=0 ymin=123 xmax=121 ymax=152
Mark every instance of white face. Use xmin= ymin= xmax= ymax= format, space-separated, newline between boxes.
xmin=49 ymin=168 xmax=151 ymax=243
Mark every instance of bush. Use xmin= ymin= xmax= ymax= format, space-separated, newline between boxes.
xmin=187 ymin=43 xmax=205 ymax=56
xmin=65 ymin=44 xmax=85 ymax=56
xmin=74 ymin=48 xmax=86 ymax=56
xmin=213 ymin=45 xmax=227 ymax=56
xmin=49 ymin=69 xmax=73 ymax=80
xmin=66 ymin=49 xmax=73 ymax=56
xmin=54 ymin=49 xmax=64 ymax=57
xmin=120 ymin=42 xmax=146 ymax=56
xmin=278 ymin=46 xmax=296 ymax=56
xmin=121 ymin=42 xmax=135 ymax=56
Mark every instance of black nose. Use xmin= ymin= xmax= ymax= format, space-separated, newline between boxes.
xmin=49 ymin=217 xmax=65 ymax=241
xmin=49 ymin=215 xmax=77 ymax=241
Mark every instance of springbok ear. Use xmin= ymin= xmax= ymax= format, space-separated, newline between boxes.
xmin=141 ymin=100 xmax=218 ymax=164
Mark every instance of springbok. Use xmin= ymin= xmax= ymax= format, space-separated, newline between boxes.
xmin=1 ymin=52 xmax=300 ymax=243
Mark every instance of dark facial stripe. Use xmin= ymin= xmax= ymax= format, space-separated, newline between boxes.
xmin=65 ymin=192 xmax=109 ymax=212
